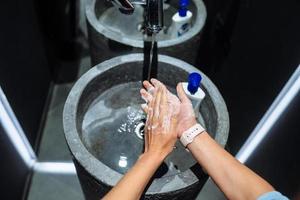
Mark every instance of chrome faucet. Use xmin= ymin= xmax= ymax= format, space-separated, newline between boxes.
xmin=109 ymin=0 xmax=164 ymax=33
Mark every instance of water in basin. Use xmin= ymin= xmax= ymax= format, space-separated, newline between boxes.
xmin=82 ymin=81 xmax=200 ymax=176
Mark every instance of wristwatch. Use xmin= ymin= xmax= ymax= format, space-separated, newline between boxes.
xmin=180 ymin=123 xmax=205 ymax=147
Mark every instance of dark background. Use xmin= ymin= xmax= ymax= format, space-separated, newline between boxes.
xmin=0 ymin=0 xmax=299 ymax=199
xmin=0 ymin=0 xmax=78 ymax=199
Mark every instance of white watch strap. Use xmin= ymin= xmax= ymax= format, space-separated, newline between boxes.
xmin=180 ymin=123 xmax=205 ymax=147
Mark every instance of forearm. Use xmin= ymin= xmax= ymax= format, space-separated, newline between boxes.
xmin=103 ymin=152 xmax=165 ymax=200
xmin=188 ymin=132 xmax=274 ymax=200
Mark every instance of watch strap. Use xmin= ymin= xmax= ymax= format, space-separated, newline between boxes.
xmin=180 ymin=123 xmax=205 ymax=147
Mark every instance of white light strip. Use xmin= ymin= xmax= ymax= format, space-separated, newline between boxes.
xmin=0 ymin=87 xmax=37 ymax=168
xmin=0 ymin=86 xmax=77 ymax=175
xmin=236 ymin=65 xmax=300 ymax=163
xmin=34 ymin=162 xmax=77 ymax=174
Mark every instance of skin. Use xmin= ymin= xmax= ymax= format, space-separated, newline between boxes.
xmin=141 ymin=79 xmax=196 ymax=137
xmin=103 ymin=86 xmax=178 ymax=200
xmin=103 ymin=79 xmax=275 ymax=200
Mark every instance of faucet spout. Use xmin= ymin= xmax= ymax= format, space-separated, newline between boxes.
xmin=110 ymin=0 xmax=146 ymax=14
xmin=145 ymin=0 xmax=164 ymax=33
xmin=110 ymin=0 xmax=163 ymax=33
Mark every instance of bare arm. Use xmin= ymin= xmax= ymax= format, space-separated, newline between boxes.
xmin=188 ymin=131 xmax=274 ymax=200
xmin=142 ymin=79 xmax=276 ymax=200
xmin=103 ymin=85 xmax=178 ymax=200
xmin=102 ymin=152 xmax=165 ymax=200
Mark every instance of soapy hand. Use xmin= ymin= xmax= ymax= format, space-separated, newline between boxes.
xmin=140 ymin=79 xmax=197 ymax=138
xmin=143 ymin=85 xmax=178 ymax=156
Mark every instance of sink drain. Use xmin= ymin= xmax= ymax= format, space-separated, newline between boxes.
xmin=135 ymin=122 xmax=145 ymax=139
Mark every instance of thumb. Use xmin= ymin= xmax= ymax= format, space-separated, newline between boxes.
xmin=176 ymin=83 xmax=189 ymax=103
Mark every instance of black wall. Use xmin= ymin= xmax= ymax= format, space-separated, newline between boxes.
xmin=34 ymin=0 xmax=80 ymax=83
xmin=198 ymin=0 xmax=300 ymax=154
xmin=0 ymin=0 xmax=52 ymax=148
xmin=197 ymin=0 xmax=300 ymax=197
xmin=0 ymin=0 xmax=81 ymax=198
xmin=0 ymin=0 xmax=52 ymax=198
xmin=247 ymin=92 xmax=300 ymax=199
xmin=0 ymin=0 xmax=51 ymax=197
xmin=0 ymin=125 xmax=31 ymax=200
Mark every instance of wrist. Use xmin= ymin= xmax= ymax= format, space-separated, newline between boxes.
xmin=178 ymin=118 xmax=198 ymax=138
xmin=180 ymin=123 xmax=206 ymax=148
xmin=140 ymin=150 xmax=166 ymax=164
xmin=187 ymin=131 xmax=210 ymax=149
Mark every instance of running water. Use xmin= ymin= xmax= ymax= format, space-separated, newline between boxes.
xmin=147 ymin=33 xmax=156 ymax=81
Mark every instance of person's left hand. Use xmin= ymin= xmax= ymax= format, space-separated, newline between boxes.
xmin=143 ymin=85 xmax=178 ymax=157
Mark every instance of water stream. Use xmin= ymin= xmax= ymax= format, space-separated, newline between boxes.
xmin=147 ymin=33 xmax=156 ymax=81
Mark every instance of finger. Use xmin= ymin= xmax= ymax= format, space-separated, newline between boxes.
xmin=144 ymin=107 xmax=153 ymax=152
xmin=143 ymin=81 xmax=155 ymax=94
xmin=146 ymin=92 xmax=155 ymax=126
xmin=141 ymin=103 xmax=148 ymax=113
xmin=176 ymin=83 xmax=190 ymax=103
xmin=150 ymin=78 xmax=165 ymax=89
xmin=153 ymin=86 xmax=163 ymax=122
xmin=160 ymin=88 xmax=171 ymax=132
xmin=151 ymin=79 xmax=177 ymax=101
xmin=159 ymin=87 xmax=168 ymax=119
xmin=145 ymin=108 xmax=152 ymax=128
xmin=147 ymin=87 xmax=156 ymax=129
xmin=169 ymin=116 xmax=178 ymax=136
xmin=140 ymin=89 xmax=153 ymax=103
xmin=146 ymin=107 xmax=154 ymax=147
xmin=148 ymin=87 xmax=156 ymax=109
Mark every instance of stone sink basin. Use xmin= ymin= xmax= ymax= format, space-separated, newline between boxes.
xmin=63 ymin=54 xmax=229 ymax=200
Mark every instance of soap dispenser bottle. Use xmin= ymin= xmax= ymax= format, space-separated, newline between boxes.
xmin=182 ymin=72 xmax=205 ymax=119
xmin=168 ymin=0 xmax=193 ymax=38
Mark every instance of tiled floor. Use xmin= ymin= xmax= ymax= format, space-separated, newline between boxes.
xmin=27 ymin=83 xmax=85 ymax=200
xmin=27 ymin=172 xmax=84 ymax=200
xmin=27 ymin=55 xmax=225 ymax=200
xmin=37 ymin=83 xmax=74 ymax=162
xmin=27 ymin=57 xmax=90 ymax=200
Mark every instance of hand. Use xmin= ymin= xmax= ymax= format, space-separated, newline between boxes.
xmin=140 ymin=79 xmax=197 ymax=138
xmin=143 ymin=85 xmax=178 ymax=157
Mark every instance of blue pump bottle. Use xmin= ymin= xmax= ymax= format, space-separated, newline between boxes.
xmin=168 ymin=0 xmax=193 ymax=37
xmin=182 ymin=72 xmax=206 ymax=119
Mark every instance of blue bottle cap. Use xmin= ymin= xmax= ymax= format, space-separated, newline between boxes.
xmin=179 ymin=0 xmax=189 ymax=7
xmin=179 ymin=0 xmax=189 ymax=17
xmin=188 ymin=72 xmax=202 ymax=94
xmin=179 ymin=7 xmax=187 ymax=17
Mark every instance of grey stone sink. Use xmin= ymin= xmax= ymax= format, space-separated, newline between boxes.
xmin=63 ymin=54 xmax=229 ymax=199
xmin=86 ymin=0 xmax=207 ymax=65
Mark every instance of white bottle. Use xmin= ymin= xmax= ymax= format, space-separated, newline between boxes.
xmin=182 ymin=72 xmax=205 ymax=119
xmin=168 ymin=0 xmax=192 ymax=38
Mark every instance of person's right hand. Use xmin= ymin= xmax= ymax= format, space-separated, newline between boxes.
xmin=175 ymin=82 xmax=198 ymax=137
xmin=140 ymin=79 xmax=197 ymax=138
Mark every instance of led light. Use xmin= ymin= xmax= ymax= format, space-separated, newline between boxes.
xmin=0 ymin=87 xmax=36 ymax=168
xmin=34 ymin=162 xmax=77 ymax=174
xmin=236 ymin=65 xmax=300 ymax=163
